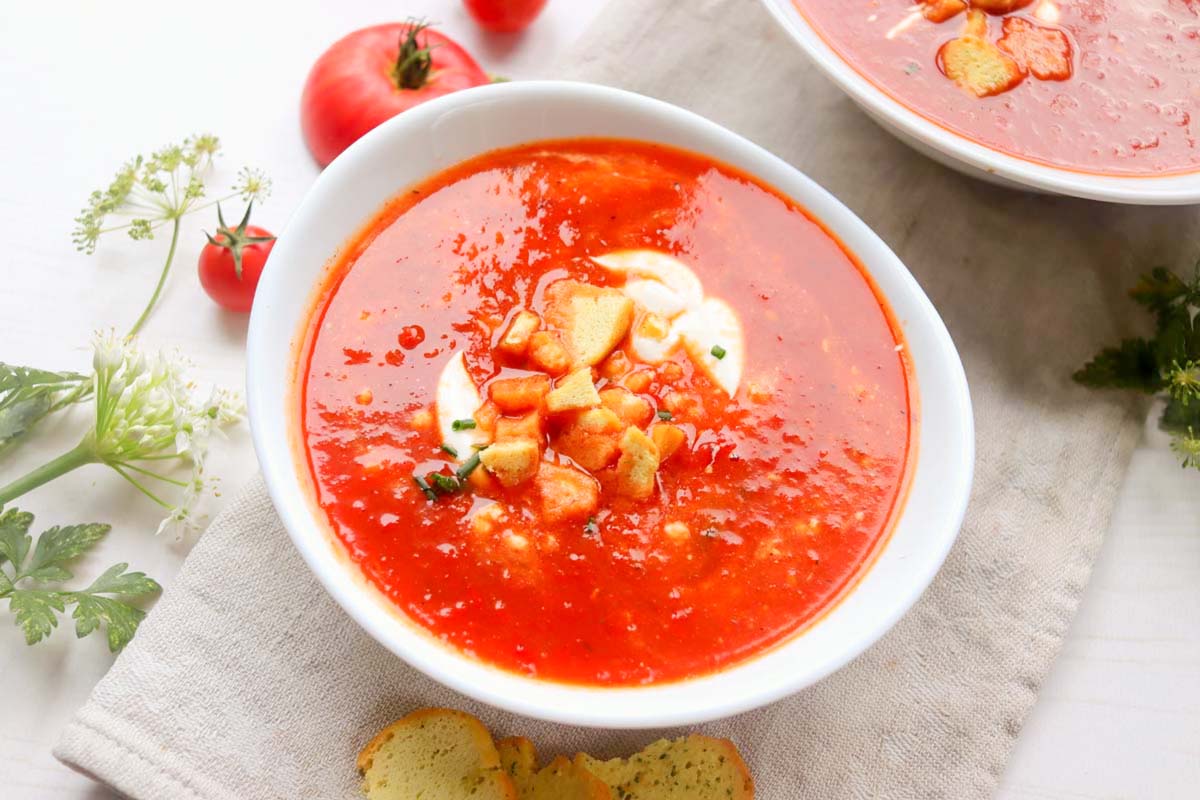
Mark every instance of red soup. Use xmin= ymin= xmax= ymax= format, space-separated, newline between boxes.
xmin=794 ymin=0 xmax=1200 ymax=175
xmin=299 ymin=139 xmax=913 ymax=686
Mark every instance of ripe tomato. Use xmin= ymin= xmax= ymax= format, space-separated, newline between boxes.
xmin=301 ymin=22 xmax=490 ymax=167
xmin=198 ymin=204 xmax=276 ymax=313
xmin=463 ymin=0 xmax=549 ymax=32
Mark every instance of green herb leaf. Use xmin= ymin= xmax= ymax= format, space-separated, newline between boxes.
xmin=72 ymin=593 xmax=147 ymax=652
xmin=440 ymin=443 xmax=459 ymax=458
xmin=451 ymin=418 xmax=477 ymax=431
xmin=413 ymin=474 xmax=438 ymax=502
xmin=9 ymin=589 xmax=66 ymax=645
xmin=83 ymin=562 xmax=160 ymax=597
xmin=0 ymin=364 xmax=92 ymax=453
xmin=1130 ymin=267 xmax=1191 ymax=325
xmin=455 ymin=449 xmax=485 ymax=482
xmin=583 ymin=517 xmax=600 ymax=537
xmin=1073 ymin=338 xmax=1163 ymax=393
xmin=24 ymin=523 xmax=110 ymax=582
xmin=1161 ymin=395 xmax=1200 ymax=435
xmin=0 ymin=508 xmax=34 ymax=569
xmin=657 ymin=409 xmax=673 ymax=421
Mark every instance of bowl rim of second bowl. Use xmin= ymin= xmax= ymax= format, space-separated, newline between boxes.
xmin=758 ymin=0 xmax=1200 ymax=205
xmin=247 ymin=79 xmax=975 ymax=728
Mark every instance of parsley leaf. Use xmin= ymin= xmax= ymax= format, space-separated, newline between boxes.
xmin=0 ymin=363 xmax=92 ymax=454
xmin=0 ymin=509 xmax=159 ymax=651
xmin=1076 ymin=263 xmax=1200 ymax=470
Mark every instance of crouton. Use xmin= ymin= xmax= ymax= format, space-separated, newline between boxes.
xmin=527 ymin=331 xmax=571 ymax=376
xmin=615 ymin=427 xmax=659 ymax=501
xmin=534 ymin=462 xmax=600 ymax=522
xmin=576 ymin=735 xmax=754 ymax=800
xmin=495 ymin=411 xmax=544 ymax=444
xmin=997 ymin=16 xmax=1073 ymax=81
xmin=545 ymin=368 xmax=601 ymax=414
xmin=663 ymin=521 xmax=690 ymax=543
xmin=920 ymin=0 xmax=965 ymax=22
xmin=939 ymin=11 xmax=1026 ymax=97
xmin=498 ymin=310 xmax=542 ymax=357
xmin=480 ymin=439 xmax=541 ymax=487
xmin=490 ymin=374 xmax=551 ymax=414
xmin=474 ymin=400 xmax=501 ymax=441
xmin=358 ymin=708 xmax=516 ymax=800
xmin=543 ymin=280 xmax=635 ymax=367
xmin=498 ymin=738 xmax=611 ymax=800
xmin=552 ymin=407 xmax=624 ymax=471
xmin=599 ymin=386 xmax=654 ymax=428
xmin=649 ymin=423 xmax=687 ymax=462
xmin=971 ymin=0 xmax=1033 ymax=13
xmin=598 ymin=349 xmax=632 ymax=380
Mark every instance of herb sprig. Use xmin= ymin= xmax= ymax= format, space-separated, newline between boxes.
xmin=0 ymin=508 xmax=160 ymax=651
xmin=1075 ymin=264 xmax=1200 ymax=468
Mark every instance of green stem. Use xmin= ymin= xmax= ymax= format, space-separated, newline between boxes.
xmin=126 ymin=216 xmax=182 ymax=338
xmin=0 ymin=439 xmax=98 ymax=506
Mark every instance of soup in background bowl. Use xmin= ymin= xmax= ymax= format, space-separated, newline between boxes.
xmin=761 ymin=0 xmax=1200 ymax=203
xmin=247 ymin=81 xmax=974 ymax=727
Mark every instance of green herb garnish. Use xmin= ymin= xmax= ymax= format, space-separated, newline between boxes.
xmin=413 ymin=474 xmax=438 ymax=502
xmin=710 ymin=345 xmax=727 ymax=360
xmin=1075 ymin=264 xmax=1200 ymax=469
xmin=0 ymin=508 xmax=160 ymax=651
xmin=583 ymin=516 xmax=600 ymax=537
xmin=428 ymin=473 xmax=461 ymax=494
xmin=455 ymin=448 xmax=486 ymax=482
xmin=451 ymin=418 xmax=477 ymax=431
xmin=440 ymin=443 xmax=459 ymax=458
xmin=656 ymin=409 xmax=673 ymax=421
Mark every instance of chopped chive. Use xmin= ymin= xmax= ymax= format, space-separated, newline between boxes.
xmin=583 ymin=516 xmax=600 ymax=537
xmin=656 ymin=409 xmax=673 ymax=421
xmin=451 ymin=418 xmax=477 ymax=431
xmin=413 ymin=475 xmax=438 ymax=502
xmin=429 ymin=472 xmax=461 ymax=493
xmin=710 ymin=344 xmax=727 ymax=360
xmin=440 ymin=443 xmax=459 ymax=457
xmin=455 ymin=448 xmax=486 ymax=481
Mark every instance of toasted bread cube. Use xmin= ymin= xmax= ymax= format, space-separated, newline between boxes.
xmin=663 ymin=521 xmax=691 ymax=543
xmin=498 ymin=310 xmax=542 ymax=357
xmin=615 ymin=427 xmax=659 ymax=501
xmin=939 ymin=11 xmax=1025 ymax=97
xmin=498 ymin=738 xmax=611 ymax=800
xmin=649 ymin=423 xmax=687 ymax=463
xmin=598 ymin=349 xmax=633 ymax=380
xmin=971 ymin=0 xmax=1032 ymax=13
xmin=622 ymin=370 xmax=653 ymax=393
xmin=997 ymin=16 xmax=1073 ymax=81
xmin=358 ymin=708 xmax=517 ymax=800
xmin=576 ymin=735 xmax=754 ymax=800
xmin=480 ymin=439 xmax=541 ymax=487
xmin=473 ymin=400 xmax=501 ymax=441
xmin=545 ymin=368 xmax=601 ymax=414
xmin=552 ymin=407 xmax=624 ymax=471
xmin=489 ymin=374 xmax=551 ymax=414
xmin=527 ymin=331 xmax=571 ymax=376
xmin=544 ymin=280 xmax=635 ymax=367
xmin=921 ymin=0 xmax=965 ymax=22
xmin=495 ymin=410 xmax=544 ymax=443
xmin=534 ymin=462 xmax=600 ymax=523
xmin=599 ymin=386 xmax=654 ymax=428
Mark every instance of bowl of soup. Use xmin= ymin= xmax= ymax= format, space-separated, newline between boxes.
xmin=761 ymin=0 xmax=1200 ymax=204
xmin=247 ymin=80 xmax=974 ymax=727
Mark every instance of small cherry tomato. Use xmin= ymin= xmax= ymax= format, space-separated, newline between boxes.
xmin=198 ymin=203 xmax=276 ymax=313
xmin=301 ymin=22 xmax=490 ymax=167
xmin=463 ymin=0 xmax=549 ymax=33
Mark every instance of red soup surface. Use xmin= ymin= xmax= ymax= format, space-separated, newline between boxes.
xmin=794 ymin=0 xmax=1200 ymax=175
xmin=299 ymin=139 xmax=913 ymax=686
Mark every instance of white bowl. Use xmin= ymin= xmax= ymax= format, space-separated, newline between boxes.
xmin=759 ymin=0 xmax=1200 ymax=205
xmin=247 ymin=80 xmax=974 ymax=728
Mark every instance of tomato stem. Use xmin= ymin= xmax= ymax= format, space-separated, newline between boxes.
xmin=127 ymin=216 xmax=182 ymax=338
xmin=392 ymin=20 xmax=436 ymax=90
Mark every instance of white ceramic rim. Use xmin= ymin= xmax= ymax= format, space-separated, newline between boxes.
xmin=759 ymin=0 xmax=1200 ymax=205
xmin=247 ymin=80 xmax=975 ymax=728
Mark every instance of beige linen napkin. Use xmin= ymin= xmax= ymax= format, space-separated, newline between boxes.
xmin=56 ymin=0 xmax=1200 ymax=797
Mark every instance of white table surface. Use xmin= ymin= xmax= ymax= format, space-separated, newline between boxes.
xmin=0 ymin=1 xmax=1196 ymax=797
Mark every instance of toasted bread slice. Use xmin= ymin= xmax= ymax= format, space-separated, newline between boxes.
xmin=576 ymin=735 xmax=754 ymax=800
xmin=615 ymin=426 xmax=659 ymax=500
xmin=358 ymin=708 xmax=516 ymax=800
xmin=939 ymin=10 xmax=1025 ymax=97
xmin=544 ymin=280 xmax=635 ymax=367
xmin=546 ymin=368 xmax=602 ymax=414
xmin=499 ymin=737 xmax=612 ymax=800
xmin=480 ymin=439 xmax=541 ymax=487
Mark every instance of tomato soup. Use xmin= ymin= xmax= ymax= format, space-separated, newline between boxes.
xmin=299 ymin=139 xmax=912 ymax=685
xmin=793 ymin=0 xmax=1200 ymax=175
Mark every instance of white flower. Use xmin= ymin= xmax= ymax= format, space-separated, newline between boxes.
xmin=88 ymin=332 xmax=241 ymax=536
